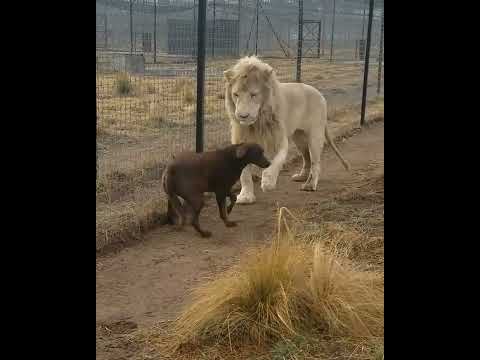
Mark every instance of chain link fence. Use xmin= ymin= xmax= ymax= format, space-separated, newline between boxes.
xmin=96 ymin=0 xmax=384 ymax=248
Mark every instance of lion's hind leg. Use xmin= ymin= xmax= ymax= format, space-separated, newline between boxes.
xmin=291 ymin=130 xmax=311 ymax=182
xmin=301 ymin=128 xmax=325 ymax=192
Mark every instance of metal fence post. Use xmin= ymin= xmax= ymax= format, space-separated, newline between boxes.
xmin=212 ymin=0 xmax=216 ymax=57
xmin=129 ymin=0 xmax=133 ymax=54
xmin=238 ymin=0 xmax=241 ymax=56
xmin=96 ymin=110 xmax=98 ymax=182
xmin=362 ymin=0 xmax=367 ymax=41
xmin=296 ymin=0 xmax=303 ymax=82
xmin=154 ymin=0 xmax=157 ymax=63
xmin=255 ymin=0 xmax=259 ymax=55
xmin=194 ymin=0 xmax=197 ymax=32
xmin=196 ymin=0 xmax=207 ymax=153
xmin=321 ymin=12 xmax=326 ymax=56
xmin=360 ymin=0 xmax=375 ymax=126
xmin=317 ymin=20 xmax=321 ymax=58
xmin=104 ymin=14 xmax=108 ymax=49
xmin=329 ymin=0 xmax=336 ymax=62
xmin=193 ymin=0 xmax=197 ymax=57
xmin=377 ymin=4 xmax=384 ymax=95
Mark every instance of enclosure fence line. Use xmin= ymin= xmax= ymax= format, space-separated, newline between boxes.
xmin=96 ymin=0 xmax=384 ymax=180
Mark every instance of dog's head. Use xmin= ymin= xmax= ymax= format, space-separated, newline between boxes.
xmin=235 ymin=143 xmax=270 ymax=168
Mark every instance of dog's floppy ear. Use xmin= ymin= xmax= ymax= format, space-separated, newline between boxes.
xmin=235 ymin=144 xmax=249 ymax=159
xmin=224 ymin=68 xmax=235 ymax=83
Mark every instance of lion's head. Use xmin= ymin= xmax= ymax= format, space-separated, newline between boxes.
xmin=223 ymin=56 xmax=276 ymax=126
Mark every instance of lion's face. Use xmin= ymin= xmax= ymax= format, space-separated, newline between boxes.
xmin=230 ymin=72 xmax=267 ymax=126
xmin=225 ymin=59 xmax=274 ymax=126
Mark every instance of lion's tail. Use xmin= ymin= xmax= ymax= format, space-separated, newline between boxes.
xmin=325 ymin=126 xmax=351 ymax=171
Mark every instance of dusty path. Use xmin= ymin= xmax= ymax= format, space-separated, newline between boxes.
xmin=96 ymin=122 xmax=384 ymax=331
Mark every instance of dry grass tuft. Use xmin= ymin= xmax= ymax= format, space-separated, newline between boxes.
xmin=114 ymin=72 xmax=135 ymax=96
xmin=183 ymin=88 xmax=195 ymax=105
xmin=297 ymin=221 xmax=365 ymax=259
xmin=96 ymin=196 xmax=167 ymax=252
xmin=172 ymin=235 xmax=310 ymax=347
xmin=307 ymin=244 xmax=384 ymax=338
xmin=168 ymin=208 xmax=384 ymax=352
xmin=96 ymin=161 xmax=169 ymax=252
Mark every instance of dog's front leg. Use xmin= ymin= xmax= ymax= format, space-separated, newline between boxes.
xmin=216 ymin=193 xmax=237 ymax=227
xmin=236 ymin=165 xmax=256 ymax=204
xmin=261 ymin=136 xmax=289 ymax=192
xmin=227 ymin=192 xmax=237 ymax=214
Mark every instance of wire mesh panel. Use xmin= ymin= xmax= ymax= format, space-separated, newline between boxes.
xmin=96 ymin=0 xmax=384 ymax=242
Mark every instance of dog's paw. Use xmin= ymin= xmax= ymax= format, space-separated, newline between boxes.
xmin=200 ymin=230 xmax=212 ymax=238
xmin=301 ymin=182 xmax=316 ymax=192
xmin=261 ymin=171 xmax=277 ymax=192
xmin=236 ymin=190 xmax=256 ymax=204
xmin=225 ymin=221 xmax=237 ymax=228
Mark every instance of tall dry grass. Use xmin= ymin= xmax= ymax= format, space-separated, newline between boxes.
xmin=169 ymin=208 xmax=384 ymax=351
xmin=307 ymin=244 xmax=384 ymax=337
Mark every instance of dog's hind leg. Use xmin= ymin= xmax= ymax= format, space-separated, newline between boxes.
xmin=216 ymin=193 xmax=237 ymax=227
xmin=167 ymin=195 xmax=185 ymax=227
xmin=184 ymin=194 xmax=211 ymax=238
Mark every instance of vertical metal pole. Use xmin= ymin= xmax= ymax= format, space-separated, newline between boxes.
xmin=377 ymin=4 xmax=384 ymax=95
xmin=212 ymin=0 xmax=216 ymax=57
xmin=194 ymin=0 xmax=197 ymax=30
xmin=96 ymin=111 xmax=98 ymax=182
xmin=329 ymin=0 xmax=336 ymax=62
xmin=361 ymin=0 xmax=367 ymax=41
xmin=296 ymin=0 xmax=303 ymax=82
xmin=153 ymin=0 xmax=157 ymax=63
xmin=255 ymin=0 xmax=259 ymax=55
xmin=104 ymin=14 xmax=108 ymax=49
xmin=129 ymin=0 xmax=133 ymax=54
xmin=238 ymin=0 xmax=241 ymax=56
xmin=193 ymin=0 xmax=197 ymax=56
xmin=360 ymin=0 xmax=375 ymax=126
xmin=196 ymin=0 xmax=207 ymax=153
xmin=321 ymin=13 xmax=325 ymax=56
xmin=288 ymin=26 xmax=291 ymax=48
xmin=317 ymin=21 xmax=321 ymax=58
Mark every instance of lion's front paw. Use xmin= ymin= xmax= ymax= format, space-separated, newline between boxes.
xmin=291 ymin=172 xmax=309 ymax=182
xmin=261 ymin=170 xmax=277 ymax=192
xmin=236 ymin=189 xmax=256 ymax=204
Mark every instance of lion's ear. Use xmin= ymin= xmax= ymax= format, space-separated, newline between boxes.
xmin=224 ymin=69 xmax=235 ymax=83
xmin=263 ymin=66 xmax=274 ymax=80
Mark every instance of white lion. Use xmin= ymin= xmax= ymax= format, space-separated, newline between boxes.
xmin=224 ymin=56 xmax=350 ymax=204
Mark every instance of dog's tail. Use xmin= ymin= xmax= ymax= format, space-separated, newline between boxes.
xmin=325 ymin=126 xmax=351 ymax=171
xmin=162 ymin=166 xmax=183 ymax=225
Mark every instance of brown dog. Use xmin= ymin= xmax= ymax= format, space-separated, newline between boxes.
xmin=162 ymin=143 xmax=270 ymax=237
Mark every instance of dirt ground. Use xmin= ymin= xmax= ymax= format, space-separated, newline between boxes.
xmin=96 ymin=121 xmax=384 ymax=360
